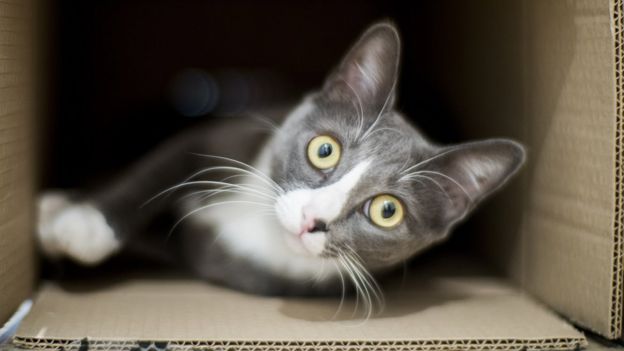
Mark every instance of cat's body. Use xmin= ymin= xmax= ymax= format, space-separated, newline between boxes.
xmin=38 ymin=22 xmax=525 ymax=303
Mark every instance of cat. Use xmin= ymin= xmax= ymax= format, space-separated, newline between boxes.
xmin=37 ymin=22 xmax=525 ymax=307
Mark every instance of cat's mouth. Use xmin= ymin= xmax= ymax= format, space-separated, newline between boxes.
xmin=278 ymin=225 xmax=328 ymax=257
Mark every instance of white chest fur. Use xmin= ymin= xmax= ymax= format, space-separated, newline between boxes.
xmin=188 ymin=146 xmax=339 ymax=283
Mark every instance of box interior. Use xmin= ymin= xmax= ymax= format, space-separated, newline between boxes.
xmin=3 ymin=0 xmax=624 ymax=349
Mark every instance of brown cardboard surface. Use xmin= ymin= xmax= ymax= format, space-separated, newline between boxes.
xmin=427 ymin=0 xmax=623 ymax=338
xmin=0 ymin=0 xmax=34 ymax=325
xmin=4 ymin=0 xmax=623 ymax=346
xmin=13 ymin=256 xmax=586 ymax=351
xmin=522 ymin=0 xmax=619 ymax=337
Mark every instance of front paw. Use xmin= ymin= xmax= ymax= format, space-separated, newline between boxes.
xmin=37 ymin=192 xmax=120 ymax=265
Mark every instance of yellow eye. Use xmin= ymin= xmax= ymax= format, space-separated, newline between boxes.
xmin=307 ymin=135 xmax=341 ymax=170
xmin=368 ymin=195 xmax=404 ymax=228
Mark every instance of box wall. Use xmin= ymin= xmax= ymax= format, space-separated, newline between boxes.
xmin=428 ymin=0 xmax=621 ymax=338
xmin=0 ymin=0 xmax=35 ymax=325
xmin=3 ymin=0 xmax=622 ymax=344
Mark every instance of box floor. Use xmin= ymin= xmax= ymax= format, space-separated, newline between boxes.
xmin=9 ymin=252 xmax=588 ymax=350
xmin=0 ymin=334 xmax=619 ymax=351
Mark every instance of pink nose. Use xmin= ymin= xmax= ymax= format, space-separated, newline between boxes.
xmin=299 ymin=212 xmax=328 ymax=235
xmin=299 ymin=214 xmax=316 ymax=236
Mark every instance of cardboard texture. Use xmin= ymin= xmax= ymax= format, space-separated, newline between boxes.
xmin=0 ymin=0 xmax=34 ymax=328
xmin=13 ymin=256 xmax=586 ymax=351
xmin=426 ymin=0 xmax=624 ymax=339
xmin=4 ymin=0 xmax=624 ymax=349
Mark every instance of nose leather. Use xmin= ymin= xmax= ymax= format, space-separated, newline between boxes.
xmin=310 ymin=220 xmax=328 ymax=233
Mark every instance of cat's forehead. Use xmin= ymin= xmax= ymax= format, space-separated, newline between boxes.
xmin=274 ymin=98 xmax=436 ymax=191
xmin=305 ymin=99 xmax=431 ymax=157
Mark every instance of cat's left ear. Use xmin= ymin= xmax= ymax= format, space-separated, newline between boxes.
xmin=322 ymin=21 xmax=400 ymax=114
xmin=408 ymin=139 xmax=526 ymax=227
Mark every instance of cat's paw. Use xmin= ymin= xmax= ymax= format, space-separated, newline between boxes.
xmin=37 ymin=192 xmax=120 ymax=265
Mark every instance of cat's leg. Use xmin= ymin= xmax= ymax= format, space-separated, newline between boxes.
xmin=37 ymin=120 xmax=265 ymax=265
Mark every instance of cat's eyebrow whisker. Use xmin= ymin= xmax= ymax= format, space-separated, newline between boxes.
xmin=168 ymin=200 xmax=274 ymax=238
xmin=415 ymin=170 xmax=473 ymax=202
xmin=401 ymin=170 xmax=473 ymax=203
xmin=363 ymin=127 xmax=402 ymax=140
xmin=248 ymin=113 xmax=280 ymax=134
xmin=338 ymin=77 xmax=365 ymax=143
xmin=400 ymin=174 xmax=452 ymax=201
xmin=400 ymin=148 xmax=459 ymax=175
xmin=359 ymin=83 xmax=396 ymax=142
xmin=398 ymin=155 xmax=413 ymax=175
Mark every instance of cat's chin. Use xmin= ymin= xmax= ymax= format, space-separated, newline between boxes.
xmin=282 ymin=231 xmax=319 ymax=258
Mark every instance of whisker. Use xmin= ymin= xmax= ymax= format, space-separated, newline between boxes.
xmin=344 ymin=246 xmax=385 ymax=311
xmin=143 ymin=179 xmax=277 ymax=208
xmin=195 ymin=183 xmax=276 ymax=201
xmin=401 ymin=174 xmax=452 ymax=201
xmin=400 ymin=148 xmax=458 ymax=175
xmin=248 ymin=113 xmax=280 ymax=134
xmin=341 ymin=253 xmax=373 ymax=321
xmin=338 ymin=78 xmax=365 ymax=143
xmin=331 ymin=259 xmax=347 ymax=320
xmin=337 ymin=254 xmax=363 ymax=318
xmin=360 ymin=83 xmax=396 ymax=142
xmin=413 ymin=170 xmax=473 ymax=202
xmin=363 ymin=127 xmax=402 ymax=140
xmin=184 ymin=165 xmax=283 ymax=195
xmin=190 ymin=154 xmax=284 ymax=193
xmin=168 ymin=200 xmax=273 ymax=237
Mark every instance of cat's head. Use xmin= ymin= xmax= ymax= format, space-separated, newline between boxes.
xmin=269 ymin=22 xmax=525 ymax=271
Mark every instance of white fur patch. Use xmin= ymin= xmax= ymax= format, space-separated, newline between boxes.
xmin=190 ymin=146 xmax=342 ymax=282
xmin=275 ymin=161 xmax=370 ymax=235
xmin=38 ymin=193 xmax=120 ymax=265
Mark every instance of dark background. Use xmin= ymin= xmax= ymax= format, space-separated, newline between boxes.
xmin=40 ymin=1 xmax=526 ymax=271
xmin=41 ymin=1 xmax=467 ymax=189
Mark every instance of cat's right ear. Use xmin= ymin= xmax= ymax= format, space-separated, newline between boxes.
xmin=321 ymin=22 xmax=401 ymax=115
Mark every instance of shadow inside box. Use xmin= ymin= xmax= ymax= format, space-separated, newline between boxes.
xmin=277 ymin=250 xmax=510 ymax=321
xmin=44 ymin=244 xmax=508 ymax=324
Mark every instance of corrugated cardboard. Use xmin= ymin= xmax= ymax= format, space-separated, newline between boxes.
xmin=0 ymin=0 xmax=35 ymax=327
xmin=13 ymin=255 xmax=586 ymax=351
xmin=5 ymin=0 xmax=624 ymax=348
xmin=426 ymin=0 xmax=624 ymax=339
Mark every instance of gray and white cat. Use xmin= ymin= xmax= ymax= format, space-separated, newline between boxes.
xmin=37 ymin=22 xmax=525 ymax=304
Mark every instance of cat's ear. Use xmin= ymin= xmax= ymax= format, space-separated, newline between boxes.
xmin=410 ymin=139 xmax=526 ymax=227
xmin=322 ymin=21 xmax=400 ymax=114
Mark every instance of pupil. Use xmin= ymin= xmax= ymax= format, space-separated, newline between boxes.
xmin=318 ymin=143 xmax=333 ymax=158
xmin=381 ymin=201 xmax=396 ymax=219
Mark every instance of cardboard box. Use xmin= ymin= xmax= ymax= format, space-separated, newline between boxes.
xmin=3 ymin=0 xmax=624 ymax=349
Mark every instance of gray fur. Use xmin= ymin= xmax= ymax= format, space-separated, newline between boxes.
xmin=38 ymin=22 xmax=525 ymax=300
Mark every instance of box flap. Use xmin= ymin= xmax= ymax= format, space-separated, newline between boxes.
xmin=14 ymin=256 xmax=586 ymax=351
